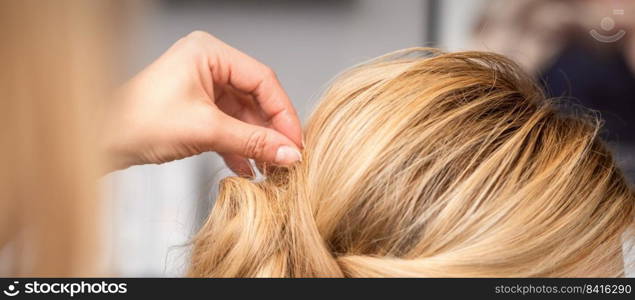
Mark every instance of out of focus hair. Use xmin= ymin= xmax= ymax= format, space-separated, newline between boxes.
xmin=0 ymin=0 xmax=117 ymax=275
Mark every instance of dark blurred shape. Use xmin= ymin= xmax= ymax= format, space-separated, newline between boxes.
xmin=425 ymin=0 xmax=441 ymax=45
xmin=541 ymin=41 xmax=635 ymax=143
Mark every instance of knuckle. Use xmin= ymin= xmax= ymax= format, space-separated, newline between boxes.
xmin=264 ymin=66 xmax=277 ymax=80
xmin=176 ymin=31 xmax=212 ymax=52
xmin=244 ymin=131 xmax=268 ymax=159
xmin=186 ymin=30 xmax=212 ymax=41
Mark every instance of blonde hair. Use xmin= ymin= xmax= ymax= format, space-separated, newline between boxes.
xmin=0 ymin=1 xmax=115 ymax=275
xmin=189 ymin=48 xmax=635 ymax=277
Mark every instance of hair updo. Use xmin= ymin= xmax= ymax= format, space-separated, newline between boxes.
xmin=188 ymin=48 xmax=635 ymax=277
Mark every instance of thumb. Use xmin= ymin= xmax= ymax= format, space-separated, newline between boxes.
xmin=211 ymin=113 xmax=302 ymax=165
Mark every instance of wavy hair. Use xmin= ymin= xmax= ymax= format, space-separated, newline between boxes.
xmin=189 ymin=48 xmax=635 ymax=277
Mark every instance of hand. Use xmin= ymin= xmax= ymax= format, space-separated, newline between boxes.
xmin=103 ymin=31 xmax=303 ymax=176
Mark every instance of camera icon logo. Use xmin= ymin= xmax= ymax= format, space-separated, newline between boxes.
xmin=3 ymin=281 xmax=19 ymax=297
xmin=590 ymin=9 xmax=626 ymax=43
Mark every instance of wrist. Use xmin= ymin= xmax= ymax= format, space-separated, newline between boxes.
xmin=100 ymin=134 xmax=138 ymax=173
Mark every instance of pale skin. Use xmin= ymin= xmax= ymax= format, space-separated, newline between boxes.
xmin=103 ymin=31 xmax=303 ymax=176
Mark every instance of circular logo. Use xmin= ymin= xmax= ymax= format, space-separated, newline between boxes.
xmin=589 ymin=9 xmax=627 ymax=43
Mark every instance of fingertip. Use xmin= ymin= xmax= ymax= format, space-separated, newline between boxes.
xmin=273 ymin=110 xmax=304 ymax=149
xmin=274 ymin=145 xmax=302 ymax=165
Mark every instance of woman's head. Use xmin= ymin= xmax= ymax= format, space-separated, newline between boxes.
xmin=189 ymin=48 xmax=635 ymax=277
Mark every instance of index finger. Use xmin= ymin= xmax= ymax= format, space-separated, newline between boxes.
xmin=206 ymin=37 xmax=303 ymax=148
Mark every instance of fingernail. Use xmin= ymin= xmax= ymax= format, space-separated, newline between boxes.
xmin=275 ymin=146 xmax=302 ymax=165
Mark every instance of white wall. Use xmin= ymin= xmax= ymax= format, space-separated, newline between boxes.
xmin=437 ymin=0 xmax=488 ymax=51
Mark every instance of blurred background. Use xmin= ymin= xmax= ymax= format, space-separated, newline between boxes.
xmin=101 ymin=0 xmax=635 ymax=276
